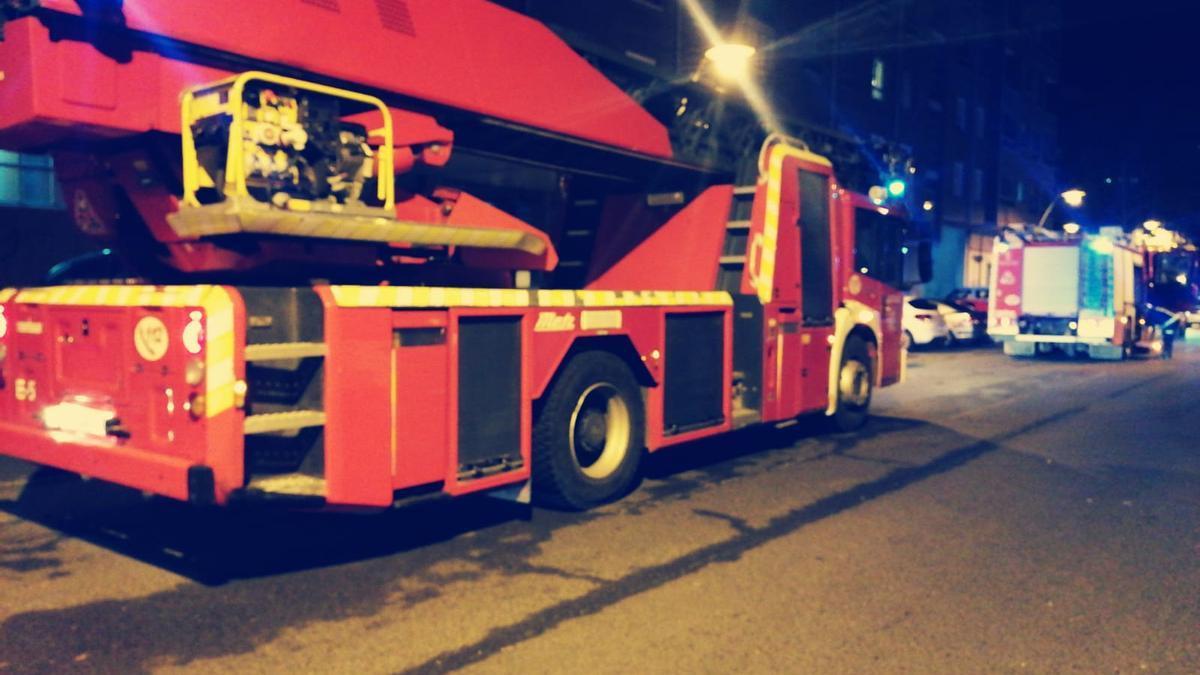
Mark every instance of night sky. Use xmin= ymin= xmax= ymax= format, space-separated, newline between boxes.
xmin=1059 ymin=1 xmax=1200 ymax=236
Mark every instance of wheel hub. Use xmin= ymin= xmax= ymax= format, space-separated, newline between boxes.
xmin=575 ymin=409 xmax=607 ymax=455
xmin=839 ymin=359 xmax=871 ymax=407
xmin=568 ymin=382 xmax=632 ymax=480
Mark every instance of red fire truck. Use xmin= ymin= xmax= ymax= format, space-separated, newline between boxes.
xmin=0 ymin=1 xmax=919 ymax=510
xmin=988 ymin=230 xmax=1151 ymax=359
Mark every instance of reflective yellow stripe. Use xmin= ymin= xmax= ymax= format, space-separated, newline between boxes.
xmin=11 ymin=285 xmax=218 ymax=308
xmin=202 ymin=287 xmax=237 ymax=418
xmin=0 ymin=288 xmax=17 ymax=303
xmin=329 ymin=286 xmax=733 ymax=308
xmin=755 ymin=141 xmax=834 ymax=304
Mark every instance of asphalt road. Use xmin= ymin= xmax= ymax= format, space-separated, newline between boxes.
xmin=2 ymin=338 xmax=1198 ymax=673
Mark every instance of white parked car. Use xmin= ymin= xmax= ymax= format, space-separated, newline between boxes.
xmin=930 ymin=299 xmax=980 ymax=344
xmin=903 ymin=297 xmax=951 ymax=348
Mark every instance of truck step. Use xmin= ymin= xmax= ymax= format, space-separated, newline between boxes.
xmin=244 ymin=342 xmax=327 ymax=361
xmin=244 ymin=410 xmax=326 ymax=434
xmin=720 ymin=255 xmax=747 ymax=265
xmin=733 ymin=186 xmax=757 ymax=196
xmin=246 ymin=473 xmax=326 ymax=497
xmin=732 ymin=406 xmax=761 ymax=429
xmin=726 ymin=219 xmax=751 ymax=230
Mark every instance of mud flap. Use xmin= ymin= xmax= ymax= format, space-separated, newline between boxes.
xmin=488 ymin=480 xmax=532 ymax=505
xmin=1087 ymin=344 xmax=1124 ymax=361
xmin=1002 ymin=340 xmax=1035 ymax=356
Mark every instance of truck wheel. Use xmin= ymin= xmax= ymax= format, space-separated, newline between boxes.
xmin=532 ymin=351 xmax=644 ymax=510
xmin=902 ymin=330 xmax=914 ymax=350
xmin=831 ymin=337 xmax=873 ymax=432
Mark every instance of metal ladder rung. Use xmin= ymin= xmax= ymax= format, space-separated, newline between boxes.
xmin=732 ymin=406 xmax=761 ymax=429
xmin=726 ymin=219 xmax=751 ymax=230
xmin=244 ymin=342 xmax=326 ymax=361
xmin=244 ymin=410 xmax=326 ymax=435
xmin=733 ymin=186 xmax=757 ymax=196
xmin=720 ymin=255 xmax=746 ymax=265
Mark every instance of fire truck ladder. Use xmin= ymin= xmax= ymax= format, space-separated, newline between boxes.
xmin=239 ymin=289 xmax=328 ymax=498
xmin=717 ymin=185 xmax=755 ymax=287
xmin=718 ymin=186 xmax=763 ymax=429
xmin=552 ymin=195 xmax=606 ymax=288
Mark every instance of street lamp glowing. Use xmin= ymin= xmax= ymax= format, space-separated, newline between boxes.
xmin=1062 ymin=221 xmax=1081 ymax=235
xmin=1036 ymin=188 xmax=1086 ymax=230
xmin=704 ymin=43 xmax=756 ymax=83
xmin=1143 ymin=219 xmax=1163 ymax=231
xmin=922 ymin=200 xmax=934 ymax=212
xmin=1089 ymin=236 xmax=1115 ymax=254
xmin=886 ymin=178 xmax=907 ymax=198
xmin=1060 ymin=189 xmax=1086 ymax=208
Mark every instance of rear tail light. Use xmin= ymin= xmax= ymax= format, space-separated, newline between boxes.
xmin=184 ymin=357 xmax=205 ymax=386
xmin=186 ymin=392 xmax=206 ymax=420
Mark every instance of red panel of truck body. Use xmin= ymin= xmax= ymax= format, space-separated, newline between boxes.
xmin=586 ymin=186 xmax=733 ymax=291
xmin=0 ymin=1 xmax=671 ymax=157
xmin=390 ymin=311 xmax=451 ymax=491
xmin=0 ymin=289 xmax=246 ymax=503
xmin=0 ymin=18 xmax=228 ymax=148
xmin=317 ymin=291 xmax=395 ymax=507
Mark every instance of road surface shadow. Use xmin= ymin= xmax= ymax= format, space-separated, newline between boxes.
xmin=0 ymin=410 xmax=1082 ymax=674
xmin=1 ymin=473 xmax=536 ymax=585
xmin=1 ymin=415 xmax=927 ymax=586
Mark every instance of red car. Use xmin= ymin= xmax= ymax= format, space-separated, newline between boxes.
xmin=946 ymin=287 xmax=989 ymax=315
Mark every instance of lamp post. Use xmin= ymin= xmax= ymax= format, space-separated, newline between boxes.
xmin=1035 ymin=189 xmax=1086 ymax=230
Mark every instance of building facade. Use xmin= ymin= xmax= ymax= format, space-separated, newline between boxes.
xmin=496 ymin=0 xmax=1063 ymax=298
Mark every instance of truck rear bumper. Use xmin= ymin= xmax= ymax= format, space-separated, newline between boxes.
xmin=0 ymin=421 xmax=199 ymax=503
xmin=1012 ymin=334 xmax=1108 ymax=344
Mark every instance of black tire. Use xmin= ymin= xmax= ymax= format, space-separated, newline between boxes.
xmin=902 ymin=330 xmax=914 ymax=351
xmin=532 ymin=351 xmax=645 ymax=510
xmin=831 ymin=337 xmax=873 ymax=432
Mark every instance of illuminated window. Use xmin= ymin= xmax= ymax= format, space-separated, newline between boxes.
xmin=0 ymin=151 xmax=62 ymax=210
xmin=871 ymin=57 xmax=885 ymax=100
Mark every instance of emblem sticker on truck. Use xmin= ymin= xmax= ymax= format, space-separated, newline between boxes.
xmin=134 ymin=316 xmax=170 ymax=361
xmin=534 ymin=312 xmax=575 ymax=332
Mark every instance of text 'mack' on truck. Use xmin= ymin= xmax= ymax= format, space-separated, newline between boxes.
xmin=0 ymin=1 xmax=928 ymax=511
xmin=987 ymin=228 xmax=1156 ymax=360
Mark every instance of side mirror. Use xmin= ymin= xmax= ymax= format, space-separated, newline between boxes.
xmin=900 ymin=241 xmax=933 ymax=290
